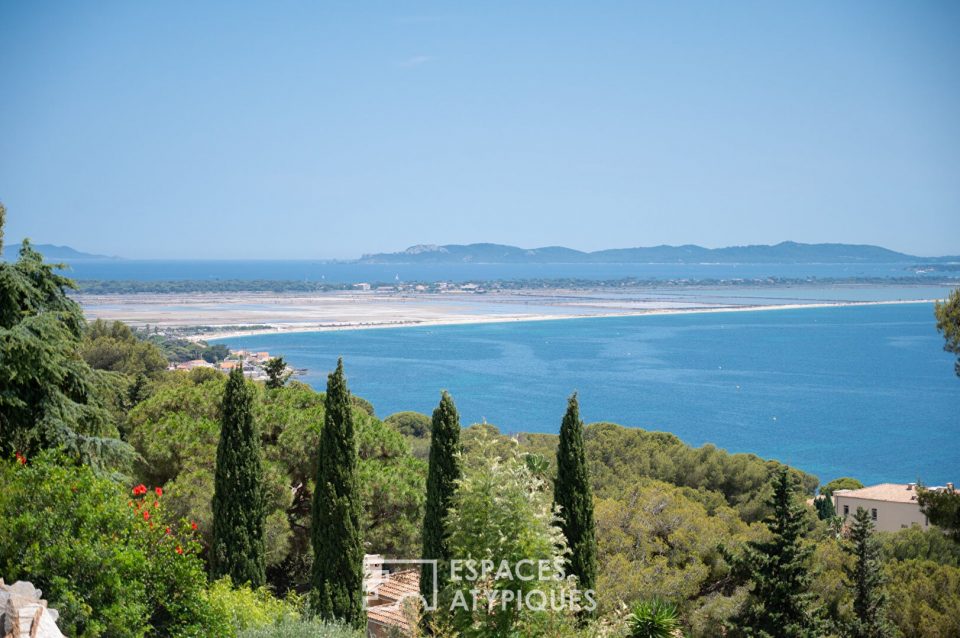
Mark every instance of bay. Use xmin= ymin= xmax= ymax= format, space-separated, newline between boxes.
xmin=218 ymin=303 xmax=959 ymax=486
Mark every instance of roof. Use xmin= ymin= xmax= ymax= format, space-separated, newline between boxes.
xmin=373 ymin=569 xmax=420 ymax=602
xmin=368 ymin=602 xmax=413 ymax=632
xmin=366 ymin=569 xmax=421 ymax=633
xmin=834 ymin=483 xmax=922 ymax=504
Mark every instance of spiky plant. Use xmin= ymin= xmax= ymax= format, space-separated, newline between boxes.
xmin=626 ymin=599 xmax=681 ymax=638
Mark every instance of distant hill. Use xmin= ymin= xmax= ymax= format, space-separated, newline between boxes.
xmin=1 ymin=243 xmax=116 ymax=261
xmin=360 ymin=241 xmax=956 ymax=264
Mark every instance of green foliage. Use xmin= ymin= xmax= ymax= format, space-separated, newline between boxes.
xmin=626 ymin=599 xmax=680 ymax=638
xmin=884 ymin=559 xmax=960 ymax=638
xmin=0 ymin=230 xmax=132 ymax=469
xmin=311 ymin=359 xmax=365 ymax=628
xmin=877 ymin=525 xmax=960 ymax=566
xmin=206 ymin=577 xmax=302 ymax=633
xmin=124 ymin=375 xmax=423 ymax=593
xmin=212 ymin=367 xmax=266 ymax=587
xmin=553 ymin=393 xmax=597 ymax=617
xmin=917 ymin=485 xmax=960 ymax=542
xmin=443 ymin=427 xmax=575 ymax=636
xmin=421 ymin=391 xmax=463 ymax=601
xmin=82 ymin=319 xmax=168 ymax=378
xmin=0 ymin=453 xmax=223 ymax=638
xmin=934 ymin=287 xmax=960 ymax=376
xmin=843 ymin=508 xmax=894 ymax=637
xmin=727 ymin=469 xmax=818 ymax=637
xmin=236 ymin=619 xmax=364 ymax=638
xmin=820 ymin=477 xmax=864 ymax=498
xmin=530 ymin=422 xmax=818 ymax=523
xmin=385 ymin=411 xmax=432 ymax=438
xmin=594 ymin=479 xmax=752 ymax=615
xmin=263 ymin=357 xmax=290 ymax=389
xmin=813 ymin=495 xmax=836 ymax=520
xmin=349 ymin=394 xmax=376 ymax=417
xmin=142 ymin=331 xmax=228 ymax=364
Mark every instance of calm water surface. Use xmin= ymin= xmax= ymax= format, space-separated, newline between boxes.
xmin=219 ymin=303 xmax=959 ymax=485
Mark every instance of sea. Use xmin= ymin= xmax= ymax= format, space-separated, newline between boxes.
xmin=217 ymin=302 xmax=959 ymax=486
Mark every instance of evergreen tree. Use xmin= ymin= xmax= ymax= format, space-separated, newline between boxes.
xmin=0 ymin=204 xmax=132 ymax=469
xmin=553 ymin=392 xmax=597 ymax=618
xmin=420 ymin=391 xmax=463 ymax=606
xmin=934 ymin=287 xmax=960 ymax=377
xmin=211 ymin=366 xmax=266 ymax=586
xmin=311 ymin=358 xmax=364 ymax=628
xmin=263 ymin=356 xmax=290 ymax=389
xmin=728 ymin=468 xmax=817 ymax=637
xmin=843 ymin=507 xmax=894 ymax=638
xmin=813 ymin=495 xmax=836 ymax=520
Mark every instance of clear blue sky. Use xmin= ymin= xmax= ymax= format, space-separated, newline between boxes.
xmin=1 ymin=1 xmax=958 ymax=259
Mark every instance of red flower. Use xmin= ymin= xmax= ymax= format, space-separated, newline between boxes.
xmin=142 ymin=511 xmax=150 ymax=521
xmin=154 ymin=487 xmax=163 ymax=497
xmin=132 ymin=484 xmax=147 ymax=496
xmin=190 ymin=521 xmax=198 ymax=531
xmin=153 ymin=501 xmax=159 ymax=508
xmin=175 ymin=545 xmax=183 ymax=555
xmin=15 ymin=452 xmax=26 ymax=465
xmin=165 ymin=527 xmax=171 ymax=535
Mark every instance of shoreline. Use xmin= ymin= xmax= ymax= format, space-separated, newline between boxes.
xmin=200 ymin=298 xmax=936 ymax=342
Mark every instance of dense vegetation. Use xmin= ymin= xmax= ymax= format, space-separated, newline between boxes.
xmin=2 ymin=209 xmax=958 ymax=637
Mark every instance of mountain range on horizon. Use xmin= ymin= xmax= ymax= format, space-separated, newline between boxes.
xmin=1 ymin=243 xmax=117 ymax=261
xmin=3 ymin=240 xmax=958 ymax=264
xmin=360 ymin=241 xmax=959 ymax=265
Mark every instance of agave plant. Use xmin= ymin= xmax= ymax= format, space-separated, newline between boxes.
xmin=626 ymin=599 xmax=681 ymax=638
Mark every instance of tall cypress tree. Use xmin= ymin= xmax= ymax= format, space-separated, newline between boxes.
xmin=420 ymin=391 xmax=463 ymax=605
xmin=553 ymin=392 xmax=597 ymax=618
xmin=844 ymin=507 xmax=894 ymax=638
xmin=729 ymin=468 xmax=817 ymax=637
xmin=211 ymin=366 xmax=265 ymax=587
xmin=311 ymin=358 xmax=364 ymax=628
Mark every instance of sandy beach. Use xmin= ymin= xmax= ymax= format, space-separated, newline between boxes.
xmin=74 ymin=286 xmax=942 ymax=341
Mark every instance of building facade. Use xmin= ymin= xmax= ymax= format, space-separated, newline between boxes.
xmin=832 ymin=483 xmax=953 ymax=533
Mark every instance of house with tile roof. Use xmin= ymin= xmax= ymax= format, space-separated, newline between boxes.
xmin=833 ymin=482 xmax=954 ymax=533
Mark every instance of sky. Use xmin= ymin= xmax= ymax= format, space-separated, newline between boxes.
xmin=1 ymin=1 xmax=958 ymax=259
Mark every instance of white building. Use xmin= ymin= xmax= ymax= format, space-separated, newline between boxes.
xmin=833 ymin=483 xmax=954 ymax=533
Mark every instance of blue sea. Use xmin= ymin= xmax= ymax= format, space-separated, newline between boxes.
xmin=218 ymin=303 xmax=959 ymax=486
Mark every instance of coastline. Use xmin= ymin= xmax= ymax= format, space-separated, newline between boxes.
xmin=199 ymin=298 xmax=936 ymax=342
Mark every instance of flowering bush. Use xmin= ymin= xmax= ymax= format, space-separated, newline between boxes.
xmin=0 ymin=453 xmax=229 ymax=637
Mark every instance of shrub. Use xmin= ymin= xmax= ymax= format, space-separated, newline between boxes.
xmin=236 ymin=619 xmax=364 ymax=638
xmin=206 ymin=578 xmax=302 ymax=633
xmin=0 ymin=453 xmax=226 ymax=637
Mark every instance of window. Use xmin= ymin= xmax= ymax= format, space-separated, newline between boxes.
xmin=843 ymin=505 xmax=849 ymax=516
xmin=871 ymin=508 xmax=878 ymax=521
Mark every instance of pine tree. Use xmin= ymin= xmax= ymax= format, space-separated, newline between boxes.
xmin=263 ymin=356 xmax=290 ymax=389
xmin=311 ymin=358 xmax=364 ymax=628
xmin=844 ymin=507 xmax=894 ymax=638
xmin=729 ymin=468 xmax=817 ymax=637
xmin=553 ymin=392 xmax=597 ymax=618
xmin=211 ymin=366 xmax=266 ymax=586
xmin=0 ymin=203 xmax=132 ymax=470
xmin=420 ymin=391 xmax=463 ymax=606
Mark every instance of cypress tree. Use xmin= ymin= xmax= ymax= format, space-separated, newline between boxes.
xmin=729 ymin=468 xmax=817 ymax=637
xmin=553 ymin=392 xmax=597 ymax=618
xmin=420 ymin=391 xmax=463 ymax=606
xmin=311 ymin=358 xmax=364 ymax=628
xmin=211 ymin=366 xmax=265 ymax=586
xmin=844 ymin=507 xmax=894 ymax=638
